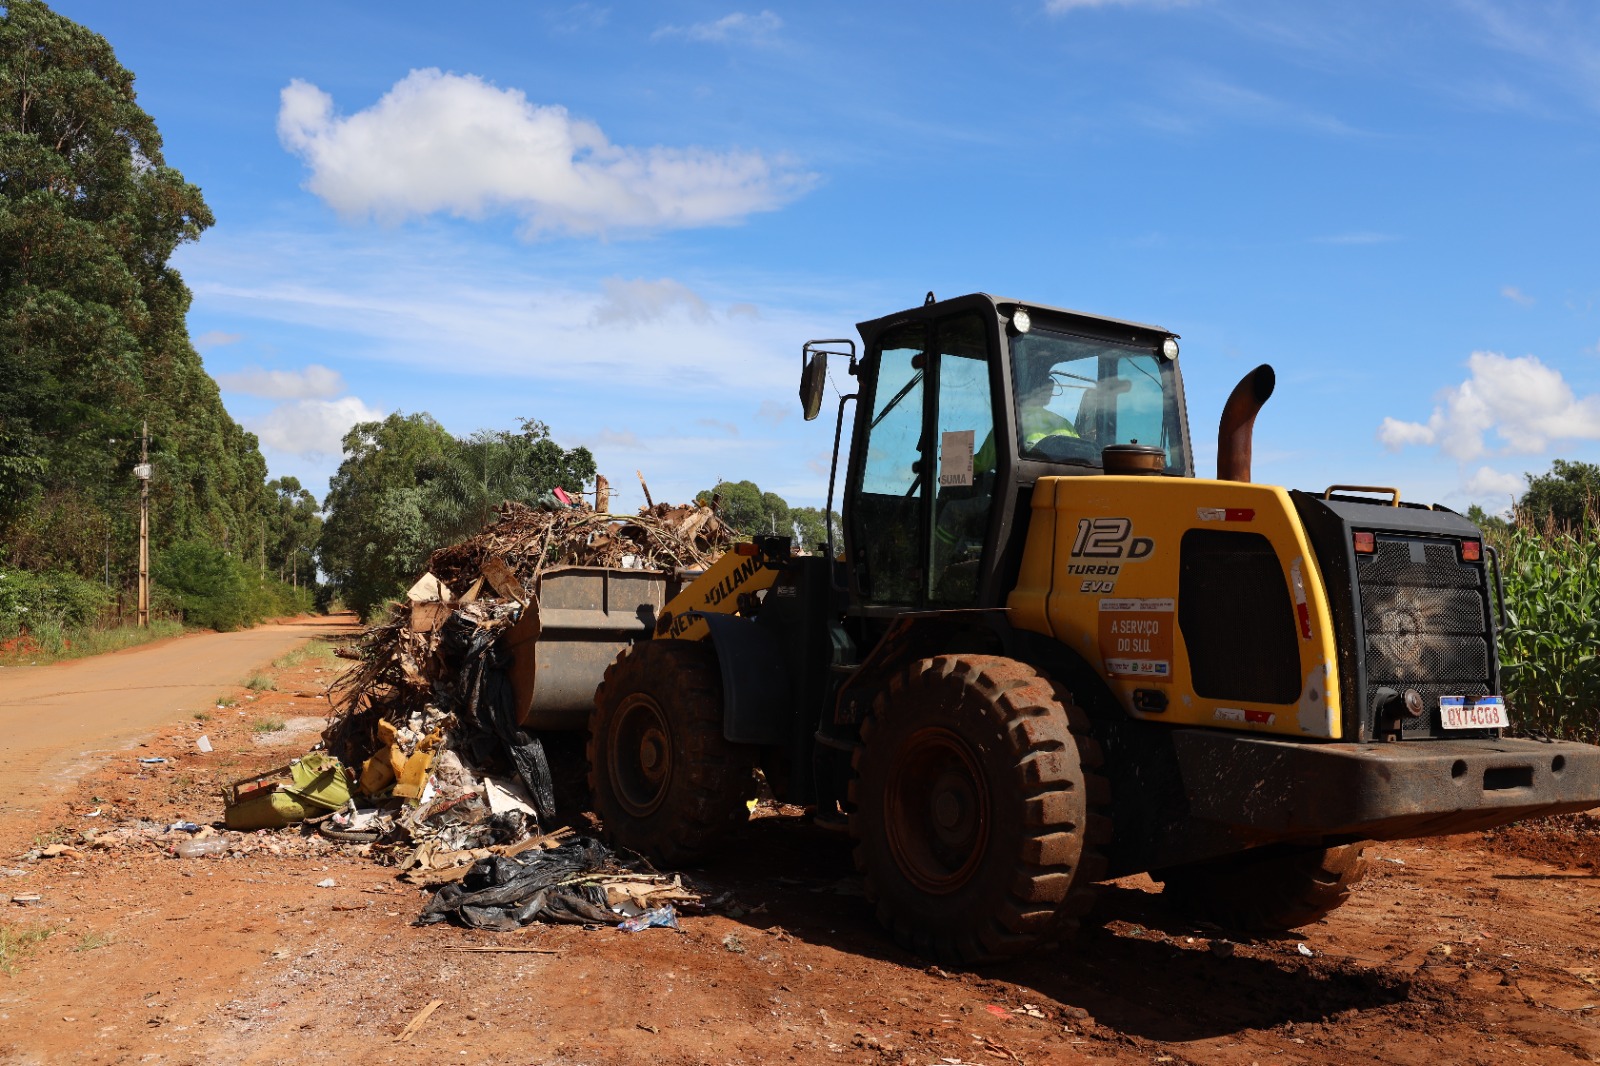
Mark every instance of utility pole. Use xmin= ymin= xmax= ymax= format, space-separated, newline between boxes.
xmin=134 ymin=421 xmax=151 ymax=628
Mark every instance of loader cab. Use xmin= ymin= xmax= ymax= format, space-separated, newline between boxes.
xmin=835 ymin=293 xmax=1192 ymax=614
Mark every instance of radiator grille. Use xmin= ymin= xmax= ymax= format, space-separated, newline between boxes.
xmin=1179 ymin=529 xmax=1301 ymax=704
xmin=1356 ymin=535 xmax=1494 ymax=738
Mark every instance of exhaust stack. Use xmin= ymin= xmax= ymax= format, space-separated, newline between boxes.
xmin=1217 ymin=364 xmax=1275 ymax=482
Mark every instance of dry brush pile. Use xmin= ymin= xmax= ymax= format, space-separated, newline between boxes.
xmin=323 ymin=498 xmax=737 ymax=816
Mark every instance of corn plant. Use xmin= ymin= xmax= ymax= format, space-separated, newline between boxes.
xmin=1493 ymin=508 xmax=1600 ymax=741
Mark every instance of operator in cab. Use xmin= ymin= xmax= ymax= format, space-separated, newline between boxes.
xmin=975 ymin=359 xmax=1081 ymax=475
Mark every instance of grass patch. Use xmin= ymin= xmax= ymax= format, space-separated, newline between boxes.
xmin=0 ymin=619 xmax=184 ymax=667
xmin=194 ymin=711 xmax=212 ymax=722
xmin=244 ymin=673 xmax=275 ymax=692
xmin=271 ymin=640 xmax=338 ymax=670
xmin=252 ymin=718 xmax=285 ymax=734
xmin=0 ymin=923 xmax=55 ymax=974
xmin=74 ymin=931 xmax=111 ymax=953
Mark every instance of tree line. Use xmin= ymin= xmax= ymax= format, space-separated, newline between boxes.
xmin=0 ymin=1 xmax=308 ymax=636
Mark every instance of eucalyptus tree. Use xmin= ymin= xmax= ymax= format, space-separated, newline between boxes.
xmin=0 ymin=1 xmax=268 ymax=579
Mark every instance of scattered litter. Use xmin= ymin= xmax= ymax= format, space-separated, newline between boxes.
xmin=137 ymin=757 xmax=167 ymax=765
xmin=448 ymin=945 xmax=561 ymax=954
xmin=174 ymin=838 xmax=229 ymax=859
xmin=11 ymin=894 xmax=43 ymax=906
xmin=1011 ymin=1004 xmax=1046 ymax=1018
xmin=196 ymin=735 xmax=213 ymax=754
xmin=1296 ymin=943 xmax=1315 ymax=957
xmin=395 ymin=999 xmax=444 ymax=1042
xmin=418 ymin=837 xmax=626 ymax=930
xmin=82 ymin=808 xmax=102 ymax=818
xmin=222 ymin=754 xmax=351 ymax=831
xmin=619 ymin=906 xmax=681 ymax=934
xmin=721 ymin=931 xmax=746 ymax=953
xmin=984 ymin=1005 xmax=1011 ymax=1017
xmin=167 ymin=822 xmax=201 ymax=834
xmin=316 ymin=878 xmax=337 ymax=888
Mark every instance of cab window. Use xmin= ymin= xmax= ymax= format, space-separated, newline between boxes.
xmin=1009 ymin=328 xmax=1186 ymax=473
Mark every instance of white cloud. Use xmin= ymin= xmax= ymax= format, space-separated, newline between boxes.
xmin=1464 ymin=466 xmax=1525 ymax=501
xmin=1377 ymin=350 xmax=1600 ymax=459
xmin=1459 ymin=1 xmax=1600 ymax=113
xmin=1182 ymin=76 xmax=1366 ymax=136
xmin=278 ymin=69 xmax=814 ymax=237
xmin=547 ymin=3 xmax=609 ymax=33
xmin=1500 ymin=284 xmax=1535 ymax=306
xmin=1045 ymin=0 xmax=1194 ymax=13
xmin=590 ymin=429 xmax=642 ymax=450
xmin=1375 ymin=417 xmax=1436 ymax=449
xmin=653 ymin=11 xmax=782 ymax=43
xmin=755 ymin=400 xmax=788 ymax=426
xmin=215 ymin=364 xmax=345 ymax=400
xmin=251 ymin=396 xmax=386 ymax=459
xmin=189 ymin=232 xmax=832 ymax=397
xmin=591 ymin=278 xmax=711 ymax=326
xmin=194 ymin=330 xmax=242 ymax=348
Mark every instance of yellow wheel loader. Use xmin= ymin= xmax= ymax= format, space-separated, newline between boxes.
xmin=524 ymin=292 xmax=1600 ymax=964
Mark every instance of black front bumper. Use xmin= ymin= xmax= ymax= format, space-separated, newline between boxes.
xmin=1171 ymin=731 xmax=1600 ymax=842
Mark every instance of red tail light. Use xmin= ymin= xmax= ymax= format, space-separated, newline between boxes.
xmin=1461 ymin=540 xmax=1482 ymax=562
xmin=1352 ymin=532 xmax=1376 ymax=554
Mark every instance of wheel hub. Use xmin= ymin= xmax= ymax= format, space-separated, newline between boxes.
xmin=610 ymin=694 xmax=673 ymax=818
xmin=884 ymin=727 xmax=990 ymax=894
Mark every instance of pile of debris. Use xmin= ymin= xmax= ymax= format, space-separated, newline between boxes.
xmin=424 ymin=498 xmax=734 ymax=588
xmin=278 ymin=494 xmax=736 ymax=918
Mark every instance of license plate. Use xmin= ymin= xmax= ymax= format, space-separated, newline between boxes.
xmin=1439 ymin=695 xmax=1509 ymax=730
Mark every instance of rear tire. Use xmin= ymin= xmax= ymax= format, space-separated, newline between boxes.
xmin=588 ymin=640 xmax=755 ymax=865
xmin=1158 ymin=843 xmax=1369 ymax=932
xmin=849 ymin=654 xmax=1110 ymax=965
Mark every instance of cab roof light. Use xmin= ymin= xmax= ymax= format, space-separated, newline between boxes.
xmin=1353 ymin=531 xmax=1376 ymax=554
xmin=1461 ymin=539 xmax=1482 ymax=562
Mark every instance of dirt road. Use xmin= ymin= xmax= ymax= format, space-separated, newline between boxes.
xmin=0 ymin=616 xmax=357 ymax=816
xmin=2 ymin=647 xmax=1598 ymax=1065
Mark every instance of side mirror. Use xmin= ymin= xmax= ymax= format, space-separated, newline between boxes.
xmin=799 ymin=351 xmax=828 ymax=421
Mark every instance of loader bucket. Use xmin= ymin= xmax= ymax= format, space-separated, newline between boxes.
xmin=505 ymin=566 xmax=676 ymax=730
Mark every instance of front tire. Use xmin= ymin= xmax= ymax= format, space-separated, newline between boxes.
xmin=588 ymin=640 xmax=755 ymax=865
xmin=1158 ymin=843 xmax=1369 ymax=932
xmin=849 ymin=655 xmax=1110 ymax=965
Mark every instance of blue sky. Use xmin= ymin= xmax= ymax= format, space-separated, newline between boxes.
xmin=54 ymin=0 xmax=1600 ymax=514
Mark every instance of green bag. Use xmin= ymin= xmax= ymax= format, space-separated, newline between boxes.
xmin=224 ymin=753 xmax=352 ymax=831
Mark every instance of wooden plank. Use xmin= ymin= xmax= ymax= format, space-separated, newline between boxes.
xmin=395 ymin=999 xmax=444 ymax=1041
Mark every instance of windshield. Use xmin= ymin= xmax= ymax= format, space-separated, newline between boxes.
xmin=1009 ymin=327 xmax=1186 ymax=473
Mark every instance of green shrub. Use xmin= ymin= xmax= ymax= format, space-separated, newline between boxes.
xmin=153 ymin=541 xmax=315 ymax=631
xmin=1494 ymin=510 xmax=1600 ymax=741
xmin=153 ymin=541 xmax=249 ymax=630
xmin=0 ymin=568 xmax=113 ymax=640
